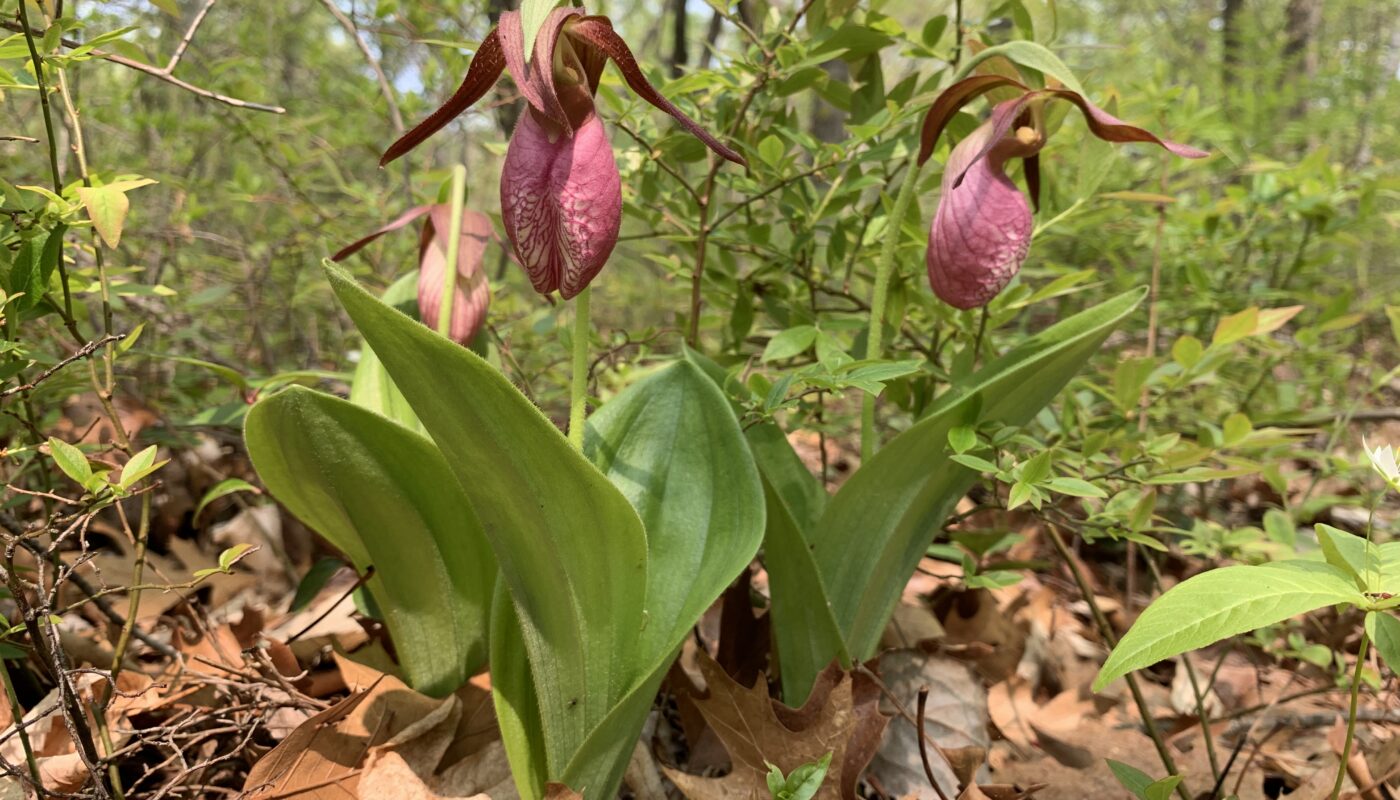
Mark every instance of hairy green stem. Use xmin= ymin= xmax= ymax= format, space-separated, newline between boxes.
xmin=861 ymin=160 xmax=922 ymax=463
xmin=1332 ymin=631 xmax=1370 ymax=799
xmin=438 ymin=164 xmax=468 ymax=339
xmin=568 ymin=287 xmax=592 ymax=451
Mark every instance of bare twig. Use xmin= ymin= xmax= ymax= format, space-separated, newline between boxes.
xmin=0 ymin=334 xmax=125 ymax=398
xmin=315 ymin=0 xmax=403 ymax=133
xmin=284 ymin=566 xmax=376 ymax=644
xmin=915 ymin=687 xmax=953 ymax=800
xmin=853 ymin=663 xmax=953 ymax=800
xmin=164 ymin=0 xmax=218 ymax=73
xmin=0 ymin=20 xmax=285 ymax=114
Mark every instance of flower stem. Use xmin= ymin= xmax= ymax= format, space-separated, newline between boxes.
xmin=568 ymin=287 xmax=592 ymax=452
xmin=438 ymin=164 xmax=468 ymax=338
xmin=861 ymin=159 xmax=922 ymax=463
xmin=1332 ymin=631 xmax=1370 ymax=800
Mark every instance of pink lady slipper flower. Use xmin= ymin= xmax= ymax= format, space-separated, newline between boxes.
xmin=917 ymin=75 xmax=1208 ymax=309
xmin=380 ymin=8 xmax=746 ymax=299
xmin=333 ymin=205 xmax=493 ymax=345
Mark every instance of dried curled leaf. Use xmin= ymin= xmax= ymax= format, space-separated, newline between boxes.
xmin=242 ymin=655 xmax=497 ymax=799
xmin=662 ymin=650 xmax=889 ymax=800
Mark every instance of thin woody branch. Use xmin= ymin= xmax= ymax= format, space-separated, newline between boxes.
xmin=0 ymin=333 xmax=124 ymax=399
xmin=315 ymin=0 xmax=404 ymax=133
xmin=0 ymin=19 xmax=286 ymax=114
xmin=164 ymin=0 xmax=218 ymax=73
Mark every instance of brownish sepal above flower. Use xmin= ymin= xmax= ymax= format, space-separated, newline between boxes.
xmin=378 ymin=8 xmax=745 ymax=300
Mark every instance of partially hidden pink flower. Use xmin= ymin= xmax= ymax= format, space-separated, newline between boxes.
xmin=918 ymin=75 xmax=1208 ymax=309
xmin=332 ymin=205 xmax=493 ymax=345
xmin=380 ymin=8 xmax=746 ymax=299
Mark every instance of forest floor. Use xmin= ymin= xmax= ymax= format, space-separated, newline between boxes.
xmin=2 ymin=395 xmax=1398 ymax=800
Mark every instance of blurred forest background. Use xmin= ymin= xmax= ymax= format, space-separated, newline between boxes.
xmin=2 ymin=0 xmax=1400 ymax=797
xmin=8 ymin=0 xmax=1395 ymax=430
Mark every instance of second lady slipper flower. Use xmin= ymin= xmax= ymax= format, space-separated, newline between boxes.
xmin=918 ymin=75 xmax=1208 ymax=309
xmin=332 ymin=205 xmax=493 ymax=346
xmin=380 ymin=8 xmax=746 ymax=300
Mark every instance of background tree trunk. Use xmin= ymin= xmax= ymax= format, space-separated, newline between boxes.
xmin=697 ymin=9 xmax=723 ymax=70
xmin=669 ymin=0 xmax=689 ymax=77
xmin=1221 ymin=0 xmax=1244 ymax=90
xmin=487 ymin=0 xmax=520 ymax=136
xmin=1282 ymin=0 xmax=1322 ymax=145
xmin=810 ymin=59 xmax=848 ymax=144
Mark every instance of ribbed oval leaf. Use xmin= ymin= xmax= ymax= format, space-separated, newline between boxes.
xmin=680 ymin=349 xmax=847 ymax=703
xmin=811 ymin=289 xmax=1146 ymax=661
xmin=1095 ymin=560 xmax=1365 ymax=690
xmin=746 ymin=423 xmax=847 ymax=704
xmin=349 ymin=271 xmax=425 ymax=433
xmin=554 ymin=360 xmax=764 ymax=794
xmin=245 ymin=386 xmax=494 ymax=695
xmin=585 ymin=361 xmax=764 ymax=662
xmin=326 ymin=264 xmax=648 ymax=794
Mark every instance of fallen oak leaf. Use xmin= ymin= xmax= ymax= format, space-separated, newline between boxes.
xmin=242 ymin=654 xmax=495 ymax=799
xmin=942 ymin=746 xmax=987 ymax=789
xmin=662 ymin=649 xmax=889 ymax=800
xmin=359 ymin=693 xmax=513 ymax=800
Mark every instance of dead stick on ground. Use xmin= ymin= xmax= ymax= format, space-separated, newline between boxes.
xmin=854 ymin=664 xmax=951 ymax=800
xmin=285 ymin=566 xmax=376 ymax=644
xmin=916 ymin=687 xmax=953 ymax=800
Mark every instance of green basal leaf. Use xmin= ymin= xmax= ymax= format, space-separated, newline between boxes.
xmin=584 ymin=361 xmax=764 ymax=671
xmin=750 ymin=425 xmax=849 ymax=703
xmin=492 ymin=590 xmax=548 ymax=798
xmin=682 ymin=348 xmax=847 ymax=703
xmin=349 ymin=270 xmax=425 ymax=433
xmin=1095 ymin=560 xmax=1366 ymax=691
xmin=813 ymin=289 xmax=1145 ymax=662
xmin=245 ymin=386 xmax=495 ymax=696
xmin=555 ymin=360 xmax=764 ymax=794
xmin=246 ymin=386 xmax=498 ymax=694
xmin=331 ymin=264 xmax=716 ymax=800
